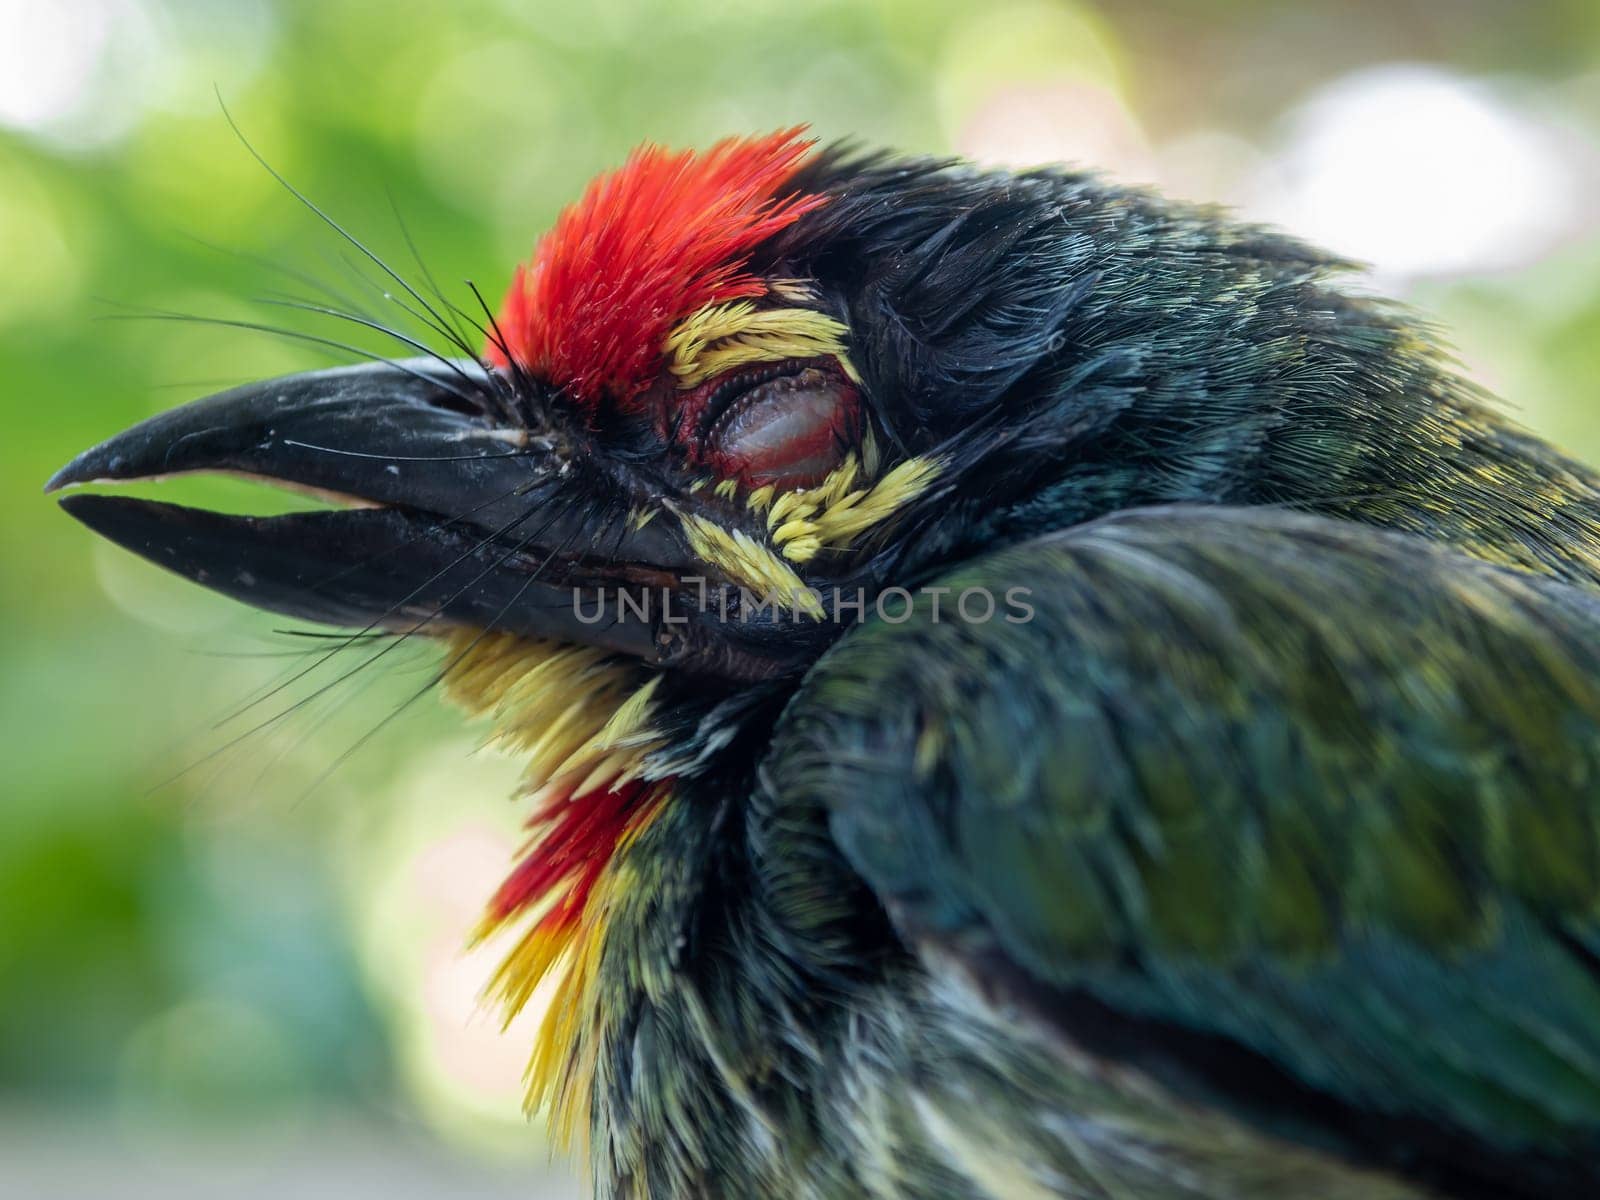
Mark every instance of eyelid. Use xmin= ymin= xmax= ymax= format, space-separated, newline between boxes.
xmin=705 ymin=366 xmax=855 ymax=489
xmin=695 ymin=360 xmax=803 ymax=441
xmin=713 ymin=379 xmax=836 ymax=454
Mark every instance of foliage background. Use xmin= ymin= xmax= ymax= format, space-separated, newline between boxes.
xmin=3 ymin=1 xmax=1597 ymax=1195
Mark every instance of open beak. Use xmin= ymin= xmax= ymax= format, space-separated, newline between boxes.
xmin=47 ymin=358 xmax=699 ymax=663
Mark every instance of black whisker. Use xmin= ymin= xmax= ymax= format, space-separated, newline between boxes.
xmin=298 ymin=516 xmax=593 ymax=800
xmin=224 ymin=484 xmax=572 ymax=741
xmin=143 ymin=99 xmax=566 ymax=804
xmin=216 ymin=91 xmax=473 ymax=377
xmin=273 ymin=628 xmax=398 ymax=640
xmin=101 ymin=307 xmax=483 ymax=409
xmin=280 ymin=503 xmax=587 ymax=797
xmin=182 ymin=232 xmax=383 ymax=331
xmin=279 ymin=439 xmax=528 ymax=463
xmin=466 ymin=279 xmax=516 ymax=370
xmin=387 ymin=186 xmax=488 ymax=356
xmin=463 ymin=278 xmax=532 ymax=426
xmin=252 ymin=296 xmax=485 ymax=397
xmin=327 ymin=248 xmax=480 ymax=363
xmin=208 ymin=476 xmax=543 ymax=730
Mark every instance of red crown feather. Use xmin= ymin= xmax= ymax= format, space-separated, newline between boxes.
xmin=487 ymin=129 xmax=824 ymax=407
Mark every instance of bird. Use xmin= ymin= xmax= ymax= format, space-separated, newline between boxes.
xmin=48 ymin=129 xmax=1600 ymax=1200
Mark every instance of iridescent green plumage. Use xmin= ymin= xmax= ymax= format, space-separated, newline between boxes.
xmin=768 ymin=506 xmax=1600 ymax=1196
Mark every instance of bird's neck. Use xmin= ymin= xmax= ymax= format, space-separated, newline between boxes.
xmin=441 ymin=629 xmax=871 ymax=1173
xmin=962 ymin=339 xmax=1600 ymax=593
xmin=441 ymin=631 xmax=675 ymax=1133
xmin=560 ymin=759 xmax=894 ymax=1195
xmin=838 ymin=172 xmax=1600 ymax=591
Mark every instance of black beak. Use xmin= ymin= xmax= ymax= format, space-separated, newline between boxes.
xmin=48 ymin=358 xmax=697 ymax=662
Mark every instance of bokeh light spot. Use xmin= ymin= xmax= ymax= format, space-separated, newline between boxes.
xmin=1255 ymin=64 xmax=1592 ymax=283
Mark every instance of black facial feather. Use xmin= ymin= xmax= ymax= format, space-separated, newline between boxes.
xmin=758 ymin=152 xmax=1600 ymax=589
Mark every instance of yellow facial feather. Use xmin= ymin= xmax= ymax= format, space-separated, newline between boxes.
xmin=763 ymin=454 xmax=944 ymax=563
xmin=444 ymin=630 xmax=667 ymax=862
xmin=861 ymin=424 xmax=882 ymax=477
xmin=665 ymin=300 xmax=858 ymax=389
xmin=442 ymin=629 xmax=670 ymax=1139
xmin=764 ymin=277 xmax=822 ymax=306
xmin=675 ymin=509 xmax=825 ymax=617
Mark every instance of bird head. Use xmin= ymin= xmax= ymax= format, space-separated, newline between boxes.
xmin=49 ymin=129 xmax=1473 ymax=1122
xmin=49 ymin=125 xmax=1403 ymax=690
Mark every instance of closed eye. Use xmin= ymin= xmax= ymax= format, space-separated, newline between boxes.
xmin=703 ymin=362 xmax=858 ymax=489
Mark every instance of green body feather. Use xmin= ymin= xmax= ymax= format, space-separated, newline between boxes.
xmin=771 ymin=509 xmax=1600 ymax=1187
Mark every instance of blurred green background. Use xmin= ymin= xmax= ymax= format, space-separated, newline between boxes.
xmin=3 ymin=0 xmax=1597 ymax=1195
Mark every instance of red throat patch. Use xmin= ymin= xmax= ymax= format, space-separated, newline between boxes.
xmin=487 ymin=129 xmax=825 ymax=408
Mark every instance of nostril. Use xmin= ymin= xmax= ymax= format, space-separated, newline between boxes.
xmin=423 ymin=386 xmax=490 ymax=419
